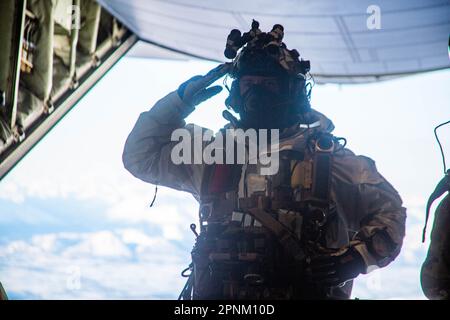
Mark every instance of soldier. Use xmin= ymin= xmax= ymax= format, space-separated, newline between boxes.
xmin=421 ymin=194 xmax=450 ymax=299
xmin=421 ymin=169 xmax=450 ymax=300
xmin=122 ymin=21 xmax=406 ymax=299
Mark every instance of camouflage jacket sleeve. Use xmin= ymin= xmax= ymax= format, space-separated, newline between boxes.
xmin=331 ymin=150 xmax=407 ymax=273
xmin=421 ymin=194 xmax=450 ymax=299
xmin=122 ymin=91 xmax=205 ymax=199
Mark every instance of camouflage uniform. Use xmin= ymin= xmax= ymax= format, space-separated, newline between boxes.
xmin=122 ymin=89 xmax=407 ymax=299
xmin=421 ymin=194 xmax=450 ymax=299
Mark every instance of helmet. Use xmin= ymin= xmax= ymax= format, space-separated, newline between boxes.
xmin=224 ymin=20 xmax=312 ymax=118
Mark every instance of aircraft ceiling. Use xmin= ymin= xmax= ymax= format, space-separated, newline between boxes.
xmin=98 ymin=0 xmax=450 ymax=83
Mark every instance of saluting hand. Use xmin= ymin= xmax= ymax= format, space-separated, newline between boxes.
xmin=177 ymin=63 xmax=232 ymax=108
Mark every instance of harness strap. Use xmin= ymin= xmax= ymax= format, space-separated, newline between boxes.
xmin=240 ymin=195 xmax=305 ymax=261
xmin=248 ymin=208 xmax=305 ymax=261
xmin=312 ymin=134 xmax=334 ymax=202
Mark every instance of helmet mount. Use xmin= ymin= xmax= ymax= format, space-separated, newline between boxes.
xmin=223 ymin=20 xmax=312 ymax=120
xmin=224 ymin=20 xmax=311 ymax=79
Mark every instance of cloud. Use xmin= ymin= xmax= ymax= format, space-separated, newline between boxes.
xmin=0 ymin=215 xmax=430 ymax=300
xmin=0 ymin=182 xmax=25 ymax=204
xmin=61 ymin=231 xmax=132 ymax=258
xmin=352 ymin=264 xmax=425 ymax=300
xmin=0 ymin=229 xmax=190 ymax=299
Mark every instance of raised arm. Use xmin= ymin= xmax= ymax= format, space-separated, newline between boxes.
xmin=122 ymin=63 xmax=231 ymax=197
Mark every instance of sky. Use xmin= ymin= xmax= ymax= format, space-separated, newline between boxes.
xmin=0 ymin=53 xmax=449 ymax=299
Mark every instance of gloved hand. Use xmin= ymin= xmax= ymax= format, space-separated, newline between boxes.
xmin=306 ymin=246 xmax=366 ymax=287
xmin=177 ymin=63 xmax=232 ymax=109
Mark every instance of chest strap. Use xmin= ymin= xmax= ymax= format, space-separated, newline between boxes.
xmin=239 ymin=195 xmax=305 ymax=261
xmin=312 ymin=133 xmax=334 ymax=202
